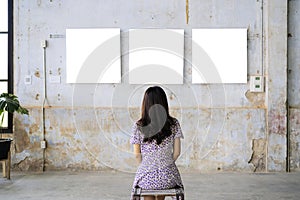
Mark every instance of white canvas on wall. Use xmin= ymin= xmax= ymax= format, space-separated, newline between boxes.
xmin=129 ymin=29 xmax=184 ymax=84
xmin=66 ymin=28 xmax=121 ymax=83
xmin=192 ymin=28 xmax=247 ymax=84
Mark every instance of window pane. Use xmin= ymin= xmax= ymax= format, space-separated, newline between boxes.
xmin=0 ymin=81 xmax=7 ymax=128
xmin=0 ymin=34 xmax=8 ymax=79
xmin=0 ymin=0 xmax=8 ymax=32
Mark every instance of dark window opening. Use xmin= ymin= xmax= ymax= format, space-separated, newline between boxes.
xmin=0 ymin=0 xmax=13 ymax=133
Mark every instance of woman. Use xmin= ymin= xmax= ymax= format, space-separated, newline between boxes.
xmin=130 ymin=86 xmax=184 ymax=200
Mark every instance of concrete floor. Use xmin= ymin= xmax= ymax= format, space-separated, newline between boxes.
xmin=0 ymin=171 xmax=300 ymax=200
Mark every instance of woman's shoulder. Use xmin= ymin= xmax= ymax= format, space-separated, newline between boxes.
xmin=134 ymin=119 xmax=143 ymax=126
xmin=169 ymin=117 xmax=180 ymax=126
xmin=132 ymin=121 xmax=141 ymax=131
xmin=130 ymin=121 xmax=143 ymax=144
xmin=170 ymin=117 xmax=184 ymax=139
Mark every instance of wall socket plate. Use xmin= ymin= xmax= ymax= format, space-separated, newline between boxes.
xmin=250 ymin=75 xmax=264 ymax=92
xmin=41 ymin=40 xmax=47 ymax=48
xmin=41 ymin=140 xmax=46 ymax=149
xmin=50 ymin=75 xmax=61 ymax=83
xmin=24 ymin=75 xmax=32 ymax=85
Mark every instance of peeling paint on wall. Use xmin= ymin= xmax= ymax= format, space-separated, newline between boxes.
xmin=265 ymin=0 xmax=288 ymax=171
xmin=9 ymin=0 xmax=292 ymax=172
xmin=245 ymin=90 xmax=265 ymax=108
xmin=14 ymin=118 xmax=31 ymax=153
xmin=289 ymin=109 xmax=300 ymax=171
xmin=288 ymin=0 xmax=300 ymax=172
xmin=248 ymin=138 xmax=266 ymax=172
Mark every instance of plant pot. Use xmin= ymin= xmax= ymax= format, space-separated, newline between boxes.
xmin=0 ymin=138 xmax=12 ymax=160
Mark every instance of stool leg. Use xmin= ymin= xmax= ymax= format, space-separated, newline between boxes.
xmin=133 ymin=196 xmax=140 ymax=200
xmin=175 ymin=194 xmax=184 ymax=200
xmin=3 ymin=160 xmax=7 ymax=178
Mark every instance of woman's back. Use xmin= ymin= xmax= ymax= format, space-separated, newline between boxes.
xmin=131 ymin=118 xmax=184 ymax=190
xmin=130 ymin=86 xmax=184 ymax=200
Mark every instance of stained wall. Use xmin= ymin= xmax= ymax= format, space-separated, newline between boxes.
xmin=9 ymin=0 xmax=294 ymax=172
xmin=288 ymin=0 xmax=300 ymax=172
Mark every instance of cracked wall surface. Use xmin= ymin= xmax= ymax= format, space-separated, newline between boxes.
xmin=248 ymin=138 xmax=266 ymax=172
xmin=6 ymin=0 xmax=292 ymax=172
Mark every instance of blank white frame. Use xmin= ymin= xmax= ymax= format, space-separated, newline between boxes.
xmin=129 ymin=29 xmax=184 ymax=84
xmin=0 ymin=0 xmax=8 ymax=32
xmin=66 ymin=28 xmax=121 ymax=83
xmin=192 ymin=28 xmax=247 ymax=84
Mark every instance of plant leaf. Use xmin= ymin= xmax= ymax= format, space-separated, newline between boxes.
xmin=17 ymin=106 xmax=29 ymax=115
xmin=0 ymin=93 xmax=28 ymax=115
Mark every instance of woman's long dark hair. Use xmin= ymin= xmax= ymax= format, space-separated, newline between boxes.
xmin=137 ymin=86 xmax=175 ymax=145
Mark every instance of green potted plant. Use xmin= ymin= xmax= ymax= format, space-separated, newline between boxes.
xmin=0 ymin=93 xmax=29 ymax=160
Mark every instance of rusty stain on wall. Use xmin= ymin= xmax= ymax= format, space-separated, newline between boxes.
xmin=9 ymin=0 xmax=294 ymax=172
xmin=186 ymin=0 xmax=189 ymax=24
xmin=34 ymin=69 xmax=40 ymax=78
xmin=269 ymin=109 xmax=287 ymax=136
xmin=14 ymin=118 xmax=31 ymax=153
xmin=245 ymin=90 xmax=265 ymax=108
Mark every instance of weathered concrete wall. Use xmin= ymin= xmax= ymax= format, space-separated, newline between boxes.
xmin=265 ymin=0 xmax=288 ymax=171
xmin=288 ymin=0 xmax=300 ymax=172
xmin=10 ymin=0 xmax=290 ymax=172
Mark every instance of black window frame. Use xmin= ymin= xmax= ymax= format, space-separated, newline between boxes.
xmin=0 ymin=0 xmax=13 ymax=133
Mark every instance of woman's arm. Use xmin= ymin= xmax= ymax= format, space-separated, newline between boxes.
xmin=173 ymin=138 xmax=181 ymax=161
xmin=133 ymin=144 xmax=142 ymax=164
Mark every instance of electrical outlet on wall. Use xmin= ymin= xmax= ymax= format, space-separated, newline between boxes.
xmin=41 ymin=140 xmax=46 ymax=149
xmin=40 ymin=40 xmax=47 ymax=48
xmin=250 ymin=75 xmax=264 ymax=92
xmin=49 ymin=75 xmax=61 ymax=83
xmin=24 ymin=75 xmax=32 ymax=84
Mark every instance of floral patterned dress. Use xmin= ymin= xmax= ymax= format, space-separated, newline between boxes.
xmin=130 ymin=118 xmax=184 ymax=194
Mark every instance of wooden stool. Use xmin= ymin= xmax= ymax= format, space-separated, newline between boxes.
xmin=1 ymin=150 xmax=11 ymax=180
xmin=133 ymin=187 xmax=184 ymax=200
